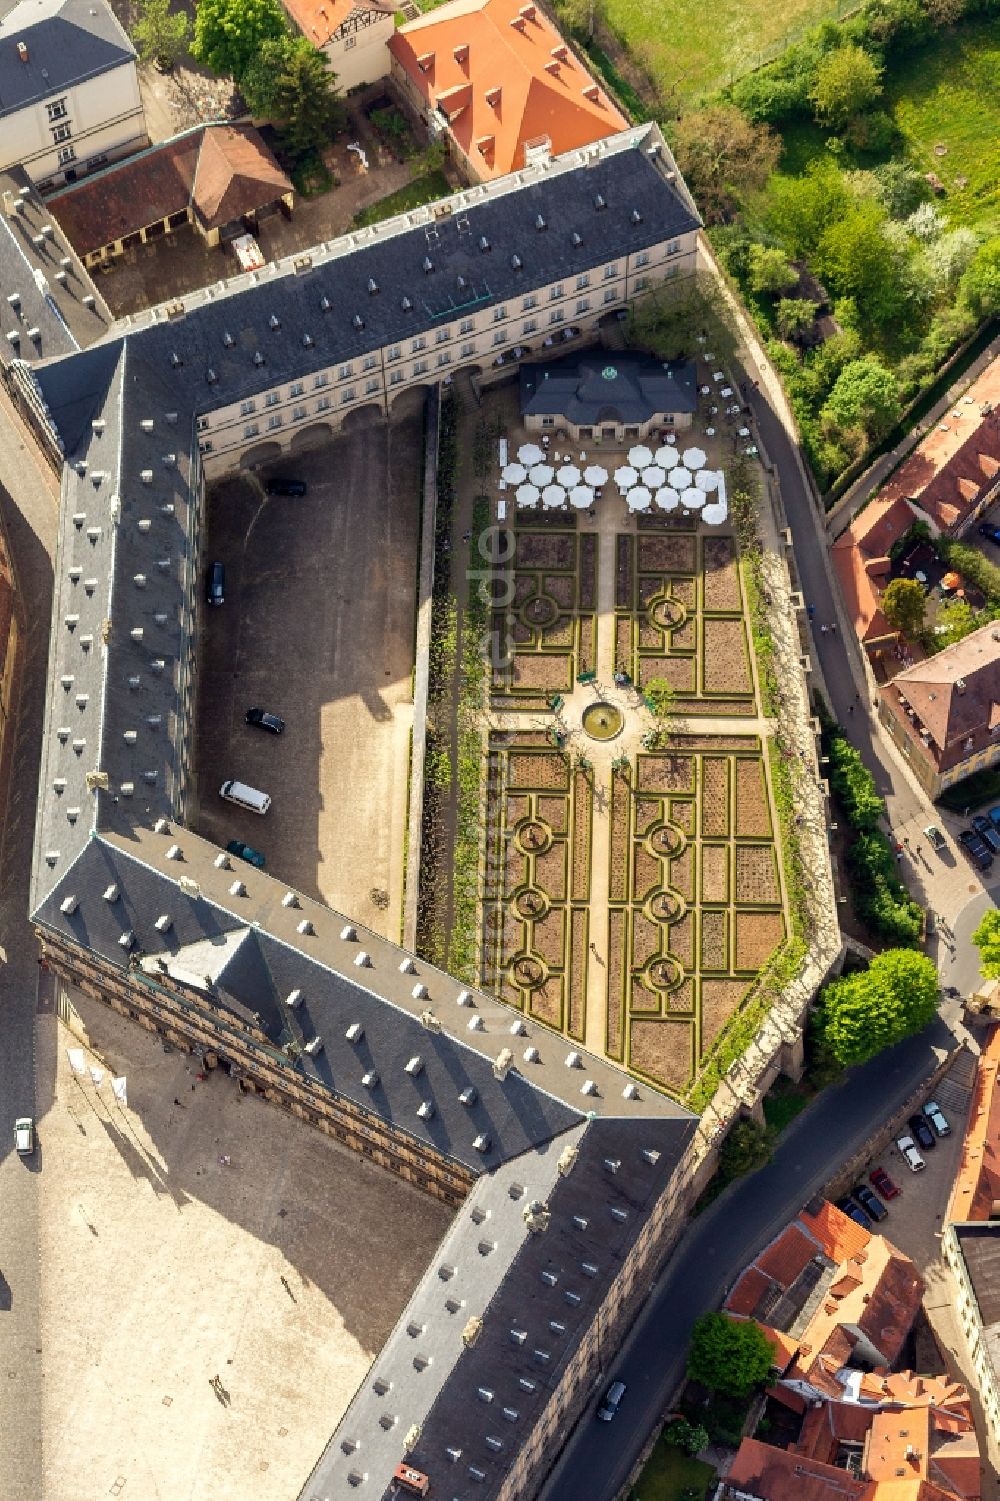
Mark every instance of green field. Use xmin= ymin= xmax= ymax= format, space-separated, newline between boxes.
xmin=632 ymin=1439 xmax=715 ymax=1501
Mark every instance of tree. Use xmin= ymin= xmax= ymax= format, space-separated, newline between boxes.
xmin=933 ymin=596 xmax=977 ymax=648
xmin=815 ymin=200 xmax=905 ymax=327
xmin=556 ymin=0 xmax=604 ymax=40
xmin=645 ymin=677 xmax=676 ymax=722
xmin=241 ymin=35 xmax=344 ymax=155
xmin=630 ymin=273 xmax=740 ymax=367
xmin=972 ymin=910 xmax=1000 ymax=979
xmin=192 ymin=0 xmax=287 ymax=81
xmin=870 ymin=160 xmax=927 ymax=219
xmin=821 ymin=356 xmax=900 ymax=440
xmin=881 ymin=577 xmax=926 ymax=637
xmin=809 ymin=44 xmax=883 ymax=130
xmin=718 ymin=1118 xmax=773 ymax=1181
xmin=959 ymin=238 xmax=1000 ymax=318
xmin=816 ymin=949 xmax=938 ymax=1068
xmin=826 ymin=733 xmax=884 ymax=829
xmin=672 ymin=104 xmax=781 ymax=223
xmin=766 ymin=159 xmax=850 ymax=260
xmin=748 ymin=244 xmax=798 ymax=295
xmin=776 ymin=297 xmax=818 ymax=340
xmin=132 ymin=0 xmax=190 ymax=69
xmin=687 ymin=1313 xmax=775 ymax=1398
xmin=926 ymin=229 xmax=978 ymax=293
xmin=665 ymin=1419 xmax=710 ymax=1456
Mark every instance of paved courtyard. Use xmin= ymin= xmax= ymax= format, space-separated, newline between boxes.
xmin=39 ymin=985 xmax=451 ymax=1501
xmin=190 ymin=400 xmax=423 ymax=937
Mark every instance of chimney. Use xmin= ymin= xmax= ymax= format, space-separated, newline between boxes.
xmin=17 ymin=40 xmax=28 ymax=63
xmin=544 ymin=59 xmax=561 ymax=76
xmin=453 ymin=42 xmax=469 ymax=63
xmin=956 ymin=677 xmax=966 ymax=693
xmin=519 ymin=2 xmax=536 ymax=16
xmin=509 ymin=14 xmax=526 ymax=29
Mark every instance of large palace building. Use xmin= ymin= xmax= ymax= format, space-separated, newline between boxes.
xmin=10 ymin=123 xmax=708 ymax=1500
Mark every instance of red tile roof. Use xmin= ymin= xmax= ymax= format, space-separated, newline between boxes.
xmin=282 ymin=0 xmax=391 ymax=47
xmin=801 ymin=1200 xmax=872 ymax=1264
xmin=947 ymin=1027 xmax=1000 ymax=1223
xmin=389 ymin=0 xmax=627 ymax=178
xmin=756 ymin=1223 xmax=823 ymax=1287
xmin=724 ymin=1438 xmax=871 ymax=1501
xmin=726 ymin=1265 xmax=775 ymax=1317
xmin=883 ymin=624 xmax=1000 ymax=780
xmin=831 ymin=494 xmax=917 ymax=649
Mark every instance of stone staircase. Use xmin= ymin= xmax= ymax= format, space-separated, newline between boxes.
xmin=932 ymin=1048 xmax=978 ymax=1117
xmin=450 ymin=367 xmax=481 ymax=413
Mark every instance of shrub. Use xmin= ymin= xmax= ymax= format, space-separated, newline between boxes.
xmin=826 ymin=733 xmax=885 ymax=829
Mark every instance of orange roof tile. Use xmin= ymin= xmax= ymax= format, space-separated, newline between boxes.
xmin=831 ymin=495 xmax=918 ymax=648
xmin=947 ymin=1027 xmax=1000 ymax=1224
xmin=282 ymin=0 xmax=392 ymax=47
xmin=800 ymin=1200 xmax=872 ymax=1264
xmin=756 ymin=1223 xmax=822 ymax=1287
xmin=725 ymin=1438 xmax=872 ymax=1501
xmin=866 ymin=1407 xmax=932 ymax=1482
xmin=726 ymin=1264 xmax=775 ymax=1317
xmin=389 ymin=0 xmax=627 ymax=178
xmin=746 ymin=1319 xmax=799 ymax=1372
xmin=191 ymin=126 xmax=292 ymax=229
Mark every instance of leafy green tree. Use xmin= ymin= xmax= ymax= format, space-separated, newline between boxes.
xmin=816 ymin=949 xmax=938 ymax=1068
xmin=959 ymin=238 xmax=1000 ymax=318
xmin=719 ymin=1118 xmax=774 ymax=1181
xmin=242 ymin=35 xmax=344 ymax=154
xmin=748 ymin=244 xmax=798 ymax=295
xmin=687 ymin=1314 xmax=775 ymax=1398
xmin=972 ymin=910 xmax=1000 ymax=979
xmin=766 ymin=159 xmax=850 ymax=260
xmin=870 ymin=160 xmax=927 ymax=219
xmin=826 ymin=733 xmax=884 ymax=829
xmin=926 ymin=229 xmax=978 ymax=293
xmin=881 ymin=577 xmax=926 ymax=637
xmin=821 ymin=355 xmax=900 ymax=439
xmin=776 ymin=298 xmax=818 ymax=339
xmin=673 ymin=104 xmax=781 ymax=224
xmin=630 ymin=273 xmax=740 ymax=366
xmin=555 ymin=0 xmax=604 ymax=39
xmin=665 ymin=1419 xmax=710 ymax=1456
xmin=933 ymin=596 xmax=977 ymax=648
xmin=132 ymin=0 xmax=190 ymax=68
xmin=815 ymin=200 xmax=905 ymax=326
xmin=192 ymin=0 xmax=287 ymax=81
xmin=809 ymin=44 xmax=882 ymax=129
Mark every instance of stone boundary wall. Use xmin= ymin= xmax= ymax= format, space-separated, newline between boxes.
xmin=403 ymin=386 xmax=440 ymax=949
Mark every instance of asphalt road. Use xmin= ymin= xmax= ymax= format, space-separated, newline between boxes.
xmin=543 ymin=1001 xmax=961 ymax=1501
xmin=0 ymin=385 xmax=58 ymax=1501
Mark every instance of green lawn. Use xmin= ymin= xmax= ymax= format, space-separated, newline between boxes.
xmin=632 ymin=1438 xmax=715 ymax=1501
xmin=352 ymin=170 xmax=452 ymax=229
xmin=884 ymin=18 xmax=1000 ymax=235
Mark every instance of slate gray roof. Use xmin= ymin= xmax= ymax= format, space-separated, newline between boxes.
xmin=301 ymin=1114 xmax=696 ymax=1500
xmin=0 ymin=0 xmax=136 ymax=118
xmin=0 ymin=167 xmax=112 ymax=362
xmin=520 ymin=349 xmax=698 ymax=425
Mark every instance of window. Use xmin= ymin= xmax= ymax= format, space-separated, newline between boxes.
xmin=437 ymin=352 xmax=450 ymax=367
xmin=461 ymin=342 xmax=475 ymax=358
xmin=316 ymin=394 xmax=331 ymax=412
xmin=666 ymin=238 xmax=680 ymax=255
xmin=576 ymin=274 xmax=590 ymax=290
xmin=46 ymin=97 xmax=68 ymax=122
xmin=541 ymin=416 xmax=554 ymax=428
xmin=289 ymin=381 xmax=304 ymax=397
xmin=342 ymin=388 xmax=356 ymax=404
xmin=414 ymin=359 xmax=428 ymax=375
xmin=339 ymin=363 xmax=353 ymax=379
xmin=522 ymin=318 xmax=537 ymax=334
xmin=522 ymin=295 xmax=537 ymax=311
xmin=240 ymin=399 xmax=256 ymax=416
xmin=603 ymin=263 xmax=618 ymax=280
xmin=293 ymin=405 xmax=306 ymax=421
xmin=549 ymin=284 xmax=563 ymax=300
xmin=265 ymin=391 xmax=280 ymax=407
xmin=578 ymin=427 xmax=593 ymax=439
xmin=460 ymin=318 xmax=474 ymax=334
xmin=387 ymin=345 xmax=401 ymax=362
xmin=411 ymin=336 xmax=426 ymax=352
xmin=344 ymin=33 xmax=356 ymax=47
xmin=314 ymin=372 xmax=329 ymax=389
xmin=603 ymin=289 xmax=618 ymax=304
xmin=493 ymin=330 xmax=505 ymax=346
xmin=635 ymin=251 xmax=649 ymax=268
xmin=196 ymin=416 xmax=209 ymax=432
xmin=549 ymin=309 xmax=564 ymax=325
xmin=268 ymin=413 xmax=282 ymax=430
xmin=389 ymin=370 xmax=403 ymax=385
xmin=51 ymin=123 xmax=72 ymax=144
xmin=493 ymin=305 xmax=506 ymax=322
xmin=198 ymin=439 xmax=214 ymax=454
xmin=362 ymin=355 xmax=376 ymax=371
xmin=243 ymin=423 xmax=259 ymax=439
xmin=436 ymin=328 xmax=450 ymax=344
xmin=365 ymin=377 xmax=379 ymax=393
xmin=57 ymin=144 xmax=76 ymax=166
xmin=576 ymin=298 xmax=590 ymax=314
xmin=635 ymin=276 xmax=649 ymax=293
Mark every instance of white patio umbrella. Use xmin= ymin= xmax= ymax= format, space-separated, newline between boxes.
xmin=543 ymin=484 xmax=566 ymax=509
xmin=681 ymin=486 xmax=705 ymax=508
xmin=696 ymin=469 xmax=720 ymax=492
xmin=529 ymin=463 xmax=554 ymax=486
xmin=502 ymin=462 xmax=527 ymax=484
xmin=702 ymin=501 xmax=728 ymax=526
xmin=628 ymin=444 xmax=653 ymax=468
xmin=557 ymin=463 xmax=581 ymax=487
xmin=642 ymin=465 xmax=666 ymax=488
xmin=667 ymin=465 xmax=692 ymax=490
xmin=628 ymin=486 xmax=652 ymax=511
xmin=584 ymin=464 xmax=608 ymax=486
xmin=516 ymin=483 xmax=539 ymax=507
xmin=570 ymin=485 xmax=593 ymax=509
xmin=655 ymin=486 xmax=680 ymax=511
xmin=518 ymin=443 xmax=544 ymax=465
xmin=614 ymin=465 xmax=638 ymax=490
xmin=654 ymin=445 xmax=676 ymax=466
xmin=682 ymin=446 xmax=707 ymax=471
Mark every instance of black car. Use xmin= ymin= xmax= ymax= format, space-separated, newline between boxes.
xmin=226 ymin=839 xmax=266 ymax=869
xmin=266 ymin=476 xmax=307 ymax=497
xmin=959 ymin=828 xmax=994 ymax=870
xmin=246 ymin=707 xmax=285 ymax=734
xmin=979 ymin=523 xmax=1000 ymax=546
xmin=907 ymin=1112 xmax=936 ymax=1151
xmin=972 ymin=814 xmax=1000 ymax=853
xmin=852 ymin=1183 xmax=888 ymax=1222
xmin=836 ymin=1196 xmax=873 ymax=1230
xmin=206 ymin=560 xmax=225 ymax=606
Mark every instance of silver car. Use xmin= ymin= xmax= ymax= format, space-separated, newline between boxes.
xmin=14 ymin=1117 xmax=34 ymax=1155
xmin=896 ymin=1133 xmax=925 ymax=1172
xmin=923 ymin=1101 xmax=950 ymax=1137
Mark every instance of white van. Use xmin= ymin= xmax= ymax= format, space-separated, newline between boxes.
xmin=220 ymin=779 xmax=271 ymax=815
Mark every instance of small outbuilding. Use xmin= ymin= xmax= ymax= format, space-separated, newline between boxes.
xmin=519 ymin=350 xmax=697 ymax=442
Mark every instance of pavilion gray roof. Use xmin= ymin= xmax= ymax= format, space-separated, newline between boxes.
xmin=519 ymin=349 xmax=698 ymax=425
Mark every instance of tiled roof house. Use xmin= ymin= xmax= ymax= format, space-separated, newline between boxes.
xmin=831 ymin=494 xmax=918 ymax=654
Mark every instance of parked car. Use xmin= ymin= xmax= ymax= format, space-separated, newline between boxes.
xmin=923 ymin=1100 xmax=951 ymax=1137
xmin=266 ymin=476 xmax=307 ymax=497
xmin=206 ymin=560 xmax=225 ymax=606
xmin=959 ymin=828 xmax=993 ymax=870
xmin=852 ymin=1183 xmax=888 ymax=1221
xmin=989 ymin=805 xmax=1000 ymax=832
xmin=869 ymin=1165 xmax=900 ymax=1200
xmin=896 ymin=1134 xmax=926 ymax=1172
xmin=979 ymin=523 xmax=1000 ymax=546
xmin=908 ymin=1112 xmax=936 ymax=1151
xmin=972 ymin=814 xmax=1000 ymax=853
xmin=836 ymin=1196 xmax=873 ymax=1230
xmin=245 ymin=707 xmax=285 ymax=735
xmin=597 ymin=1381 xmax=627 ymax=1422
xmin=226 ymin=838 xmax=266 ymax=870
xmin=14 ymin=1117 xmax=34 ymax=1155
xmin=922 ymin=824 xmax=945 ymax=851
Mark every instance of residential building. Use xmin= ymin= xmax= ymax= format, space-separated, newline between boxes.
xmin=48 ymin=124 xmax=294 ymax=266
xmin=18 ymin=122 xmax=704 ymax=1501
xmin=876 ymin=358 xmax=1000 ymax=536
xmin=878 ymin=623 xmax=1000 ymax=799
xmin=831 ymin=494 xmax=919 ymax=661
xmin=388 ymin=0 xmax=628 ymax=181
xmin=519 ymin=350 xmax=697 ymax=440
xmin=0 ymin=0 xmax=147 ymax=189
xmin=281 ymin=0 xmax=395 ymax=91
xmin=943 ymin=1028 xmax=1000 ymax=1449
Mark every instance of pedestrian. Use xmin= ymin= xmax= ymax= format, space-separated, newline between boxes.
xmin=829 ymin=622 xmax=837 ymax=634
xmin=848 ymin=704 xmax=854 ymax=715
xmin=820 ymin=623 xmax=829 ymax=635
xmin=915 ymin=845 xmax=922 ymax=857
xmin=462 ymin=529 xmax=472 ymax=542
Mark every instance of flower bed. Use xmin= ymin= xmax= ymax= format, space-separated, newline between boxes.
xmin=700 ymin=843 xmax=730 ymax=903
xmin=701 ymin=757 xmax=730 ymax=837
xmin=508 ymin=751 xmax=570 ymax=790
xmin=702 ymin=618 xmax=753 ymax=696
xmin=734 ymin=910 xmax=786 ymax=972
xmin=735 ymin=758 xmax=772 ymax=837
xmin=700 ymin=910 xmax=729 ymax=970
xmin=638 ymin=534 xmax=698 ymax=574
xmin=702 ymin=536 xmax=743 ymax=613
xmin=734 ymin=844 xmax=781 ymax=904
